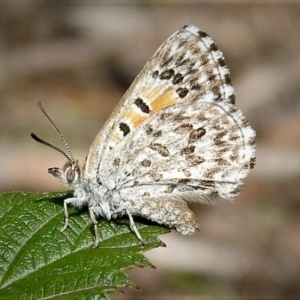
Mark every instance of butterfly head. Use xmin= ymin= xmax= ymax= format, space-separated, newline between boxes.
xmin=48 ymin=160 xmax=81 ymax=187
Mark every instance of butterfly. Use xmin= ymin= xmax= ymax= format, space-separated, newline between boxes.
xmin=32 ymin=25 xmax=256 ymax=248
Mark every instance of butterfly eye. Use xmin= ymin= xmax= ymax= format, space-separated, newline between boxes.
xmin=66 ymin=168 xmax=76 ymax=183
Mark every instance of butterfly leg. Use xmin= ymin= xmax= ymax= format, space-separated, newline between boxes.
xmin=60 ymin=200 xmax=70 ymax=232
xmin=89 ymin=208 xmax=100 ymax=248
xmin=126 ymin=209 xmax=145 ymax=244
xmin=60 ymin=195 xmax=88 ymax=233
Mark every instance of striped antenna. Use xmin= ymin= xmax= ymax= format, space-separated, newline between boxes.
xmin=33 ymin=101 xmax=75 ymax=163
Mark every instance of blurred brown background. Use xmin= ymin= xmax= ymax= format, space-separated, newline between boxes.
xmin=1 ymin=2 xmax=300 ymax=299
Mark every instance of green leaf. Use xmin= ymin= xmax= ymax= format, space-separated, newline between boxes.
xmin=0 ymin=192 xmax=169 ymax=299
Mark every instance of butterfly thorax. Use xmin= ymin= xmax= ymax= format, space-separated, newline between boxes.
xmin=74 ymin=179 xmax=126 ymax=220
xmin=48 ymin=159 xmax=123 ymax=220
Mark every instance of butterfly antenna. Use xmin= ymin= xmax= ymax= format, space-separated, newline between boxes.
xmin=31 ymin=133 xmax=73 ymax=163
xmin=32 ymin=101 xmax=75 ymax=163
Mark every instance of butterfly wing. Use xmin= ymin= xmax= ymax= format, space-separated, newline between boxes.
xmin=76 ymin=25 xmax=256 ymax=243
xmin=84 ymin=25 xmax=237 ymax=181
xmin=102 ymin=93 xmax=255 ymax=203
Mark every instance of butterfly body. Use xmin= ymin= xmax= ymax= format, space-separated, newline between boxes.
xmin=35 ymin=25 xmax=256 ymax=247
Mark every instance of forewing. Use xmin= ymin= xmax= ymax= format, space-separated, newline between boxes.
xmin=102 ymin=94 xmax=256 ymax=203
xmin=84 ymin=25 xmax=235 ymax=180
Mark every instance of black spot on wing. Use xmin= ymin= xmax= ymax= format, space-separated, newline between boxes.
xmin=188 ymin=127 xmax=206 ymax=143
xmin=159 ymin=69 xmax=175 ymax=80
xmin=119 ymin=122 xmax=130 ymax=137
xmin=149 ymin=143 xmax=170 ymax=157
xmin=134 ymin=97 xmax=150 ymax=114
xmin=172 ymin=73 xmax=184 ymax=85
xmin=176 ymin=87 xmax=189 ymax=98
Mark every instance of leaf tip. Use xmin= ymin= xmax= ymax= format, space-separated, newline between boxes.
xmin=133 ymin=285 xmax=141 ymax=291
xmin=160 ymin=241 xmax=167 ymax=247
xmin=137 ymin=264 xmax=145 ymax=268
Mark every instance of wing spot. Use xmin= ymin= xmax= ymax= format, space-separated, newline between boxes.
xmin=151 ymin=172 xmax=163 ymax=182
xmin=149 ymin=143 xmax=170 ymax=157
xmin=159 ymin=112 xmax=172 ymax=120
xmin=229 ymin=153 xmax=238 ymax=162
xmin=228 ymin=93 xmax=236 ymax=104
xmin=113 ymin=158 xmax=120 ymax=166
xmin=190 ymin=81 xmax=201 ymax=91
xmin=176 ymin=87 xmax=189 ymax=98
xmin=207 ymin=73 xmax=217 ymax=82
xmin=164 ymin=185 xmax=176 ymax=194
xmin=215 ymin=158 xmax=230 ymax=166
xmin=152 ymin=70 xmax=159 ymax=78
xmin=175 ymin=58 xmax=189 ymax=67
xmin=159 ymin=68 xmax=175 ymax=80
xmin=224 ymin=74 xmax=231 ymax=84
xmin=248 ymin=136 xmax=256 ymax=146
xmin=197 ymin=112 xmax=207 ymax=122
xmin=198 ymin=30 xmax=208 ymax=38
xmin=250 ymin=157 xmax=256 ymax=169
xmin=175 ymin=123 xmax=193 ymax=134
xmin=145 ymin=125 xmax=153 ymax=135
xmin=188 ymin=127 xmax=206 ymax=143
xmin=180 ymin=145 xmax=195 ymax=155
xmin=200 ymin=53 xmax=209 ymax=65
xmin=217 ymin=57 xmax=226 ymax=67
xmin=161 ymin=55 xmax=174 ymax=67
xmin=119 ymin=122 xmax=130 ymax=137
xmin=186 ymin=68 xmax=198 ymax=75
xmin=173 ymin=113 xmax=189 ymax=122
xmin=172 ymin=73 xmax=184 ymax=84
xmin=228 ymin=132 xmax=240 ymax=142
xmin=178 ymin=178 xmax=191 ymax=184
xmin=153 ymin=130 xmax=162 ymax=137
xmin=134 ymin=97 xmax=150 ymax=114
xmin=208 ymin=42 xmax=218 ymax=52
xmin=183 ymin=169 xmax=191 ymax=177
xmin=140 ymin=159 xmax=151 ymax=167
xmin=200 ymin=180 xmax=216 ymax=188
xmin=186 ymin=155 xmax=204 ymax=167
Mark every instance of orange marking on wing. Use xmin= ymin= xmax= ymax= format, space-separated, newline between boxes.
xmin=150 ymin=89 xmax=177 ymax=113
xmin=123 ymin=107 xmax=147 ymax=128
xmin=117 ymin=87 xmax=177 ymax=133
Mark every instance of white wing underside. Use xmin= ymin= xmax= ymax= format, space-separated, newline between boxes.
xmin=83 ymin=25 xmax=256 ymax=203
xmin=102 ymin=94 xmax=255 ymax=203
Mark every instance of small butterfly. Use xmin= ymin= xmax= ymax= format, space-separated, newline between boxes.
xmin=32 ymin=25 xmax=256 ymax=248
